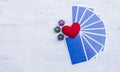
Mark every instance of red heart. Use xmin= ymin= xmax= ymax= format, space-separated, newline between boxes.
xmin=62 ymin=23 xmax=80 ymax=38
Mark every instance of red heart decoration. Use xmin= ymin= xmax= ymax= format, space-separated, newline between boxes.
xmin=62 ymin=23 xmax=80 ymax=38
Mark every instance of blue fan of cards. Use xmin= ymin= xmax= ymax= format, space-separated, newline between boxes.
xmin=65 ymin=6 xmax=106 ymax=64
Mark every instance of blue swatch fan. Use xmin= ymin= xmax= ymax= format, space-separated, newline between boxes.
xmin=65 ymin=6 xmax=106 ymax=65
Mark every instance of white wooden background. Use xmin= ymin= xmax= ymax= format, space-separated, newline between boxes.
xmin=0 ymin=0 xmax=120 ymax=72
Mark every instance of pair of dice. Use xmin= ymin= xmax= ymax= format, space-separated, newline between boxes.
xmin=54 ymin=20 xmax=65 ymax=41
